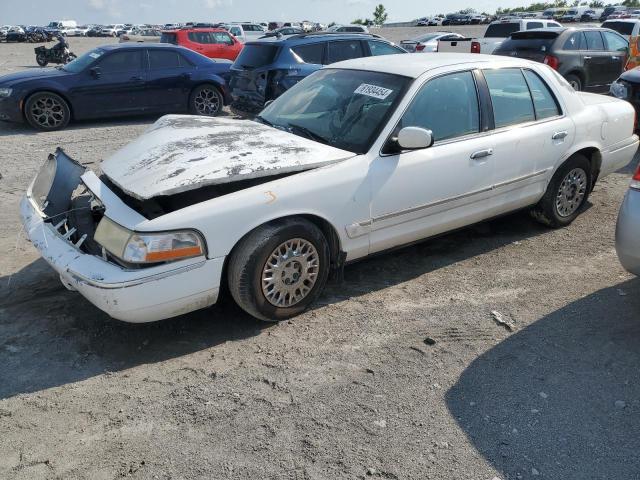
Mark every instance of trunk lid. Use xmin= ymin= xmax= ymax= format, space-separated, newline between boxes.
xmin=100 ymin=115 xmax=356 ymax=201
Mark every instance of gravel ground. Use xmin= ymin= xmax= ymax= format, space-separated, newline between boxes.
xmin=1 ymin=30 xmax=640 ymax=480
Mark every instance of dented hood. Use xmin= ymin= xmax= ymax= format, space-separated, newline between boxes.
xmin=100 ymin=115 xmax=356 ymax=201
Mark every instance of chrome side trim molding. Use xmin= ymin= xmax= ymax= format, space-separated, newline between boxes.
xmin=360 ymin=168 xmax=550 ymax=227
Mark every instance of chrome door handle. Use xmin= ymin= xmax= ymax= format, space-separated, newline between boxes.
xmin=583 ymin=55 xmax=592 ymax=59
xmin=470 ymin=148 xmax=493 ymax=159
xmin=552 ymin=131 xmax=568 ymax=140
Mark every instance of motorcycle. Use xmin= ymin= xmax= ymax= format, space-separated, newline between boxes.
xmin=34 ymin=44 xmax=77 ymax=67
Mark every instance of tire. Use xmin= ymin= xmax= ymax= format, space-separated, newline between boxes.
xmin=531 ymin=154 xmax=592 ymax=228
xmin=565 ymin=73 xmax=582 ymax=91
xmin=36 ymin=53 xmax=48 ymax=67
xmin=189 ymin=84 xmax=224 ymax=116
xmin=24 ymin=92 xmax=71 ymax=131
xmin=228 ymin=218 xmax=331 ymax=322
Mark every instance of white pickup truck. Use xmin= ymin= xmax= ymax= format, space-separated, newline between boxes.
xmin=439 ymin=18 xmax=562 ymax=54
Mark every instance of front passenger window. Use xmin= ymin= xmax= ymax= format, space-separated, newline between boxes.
xmin=399 ymin=71 xmax=480 ymax=142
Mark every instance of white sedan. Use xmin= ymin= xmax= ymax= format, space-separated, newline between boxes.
xmin=400 ymin=31 xmax=466 ymax=52
xmin=21 ymin=54 xmax=638 ymax=322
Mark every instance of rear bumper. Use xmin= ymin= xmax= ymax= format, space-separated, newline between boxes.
xmin=616 ymin=188 xmax=640 ymax=276
xmin=601 ymin=135 xmax=639 ymax=176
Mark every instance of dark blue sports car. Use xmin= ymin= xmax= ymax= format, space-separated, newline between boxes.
xmin=0 ymin=43 xmax=232 ymax=130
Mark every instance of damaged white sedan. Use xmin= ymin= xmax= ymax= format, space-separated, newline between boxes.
xmin=21 ymin=54 xmax=638 ymax=322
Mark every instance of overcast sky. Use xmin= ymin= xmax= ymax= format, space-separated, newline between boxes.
xmin=2 ymin=0 xmax=537 ymax=25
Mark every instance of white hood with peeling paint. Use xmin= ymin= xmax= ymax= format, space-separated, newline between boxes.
xmin=100 ymin=115 xmax=357 ymax=201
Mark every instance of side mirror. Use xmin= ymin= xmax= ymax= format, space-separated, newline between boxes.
xmin=89 ymin=66 xmax=101 ymax=78
xmin=396 ymin=126 xmax=434 ymax=150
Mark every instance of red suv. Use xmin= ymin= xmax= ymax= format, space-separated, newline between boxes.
xmin=160 ymin=28 xmax=243 ymax=61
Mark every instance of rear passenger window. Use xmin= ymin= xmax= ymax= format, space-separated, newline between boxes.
xmin=292 ymin=43 xmax=325 ymax=64
xmin=148 ymin=50 xmax=181 ymax=69
xmin=527 ymin=22 xmax=543 ymax=29
xmin=584 ymin=31 xmax=605 ymax=50
xmin=484 ymin=68 xmax=535 ymax=128
xmin=399 ymin=71 xmax=479 ymax=142
xmin=326 ymin=40 xmax=364 ymax=63
xmin=564 ymin=32 xmax=585 ymax=50
xmin=368 ymin=40 xmax=403 ymax=56
xmin=523 ymin=70 xmax=561 ymax=119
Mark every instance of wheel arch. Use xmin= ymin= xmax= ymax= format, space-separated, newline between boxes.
xmin=22 ymin=88 xmax=75 ymax=121
xmin=219 ymin=213 xmax=344 ymax=296
xmin=559 ymin=145 xmax=602 ymax=190
xmin=565 ymin=69 xmax=585 ymax=87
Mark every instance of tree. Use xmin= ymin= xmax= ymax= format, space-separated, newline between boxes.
xmin=352 ymin=18 xmax=364 ymax=24
xmin=589 ymin=0 xmax=604 ymax=7
xmin=373 ymin=4 xmax=388 ymax=26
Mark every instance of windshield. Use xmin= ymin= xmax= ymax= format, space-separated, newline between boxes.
xmin=604 ymin=21 xmax=635 ymax=35
xmin=235 ymin=44 xmax=280 ymax=68
xmin=62 ymin=48 xmax=105 ymax=73
xmin=259 ymin=69 xmax=410 ymax=154
xmin=485 ymin=23 xmax=521 ymax=38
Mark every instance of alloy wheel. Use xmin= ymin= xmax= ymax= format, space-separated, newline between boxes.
xmin=193 ymin=88 xmax=221 ymax=116
xmin=261 ymin=238 xmax=320 ymax=307
xmin=556 ymin=168 xmax=587 ymax=217
xmin=29 ymin=96 xmax=66 ymax=129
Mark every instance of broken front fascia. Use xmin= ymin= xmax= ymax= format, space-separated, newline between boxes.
xmin=20 ymin=149 xmax=224 ymax=322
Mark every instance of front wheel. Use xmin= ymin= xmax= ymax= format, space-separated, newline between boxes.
xmin=228 ymin=218 xmax=330 ymax=321
xmin=36 ymin=53 xmax=48 ymax=67
xmin=531 ymin=154 xmax=592 ymax=228
xmin=24 ymin=92 xmax=71 ymax=130
xmin=189 ymin=84 xmax=223 ymax=116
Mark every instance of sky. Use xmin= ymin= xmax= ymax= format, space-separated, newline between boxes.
xmin=2 ymin=0 xmax=538 ymax=26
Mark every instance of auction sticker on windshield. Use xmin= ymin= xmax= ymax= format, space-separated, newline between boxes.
xmin=354 ymin=84 xmax=393 ymax=100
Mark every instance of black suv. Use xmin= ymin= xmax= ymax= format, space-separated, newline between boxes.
xmin=494 ymin=27 xmax=629 ymax=92
xmin=229 ymin=32 xmax=406 ymax=115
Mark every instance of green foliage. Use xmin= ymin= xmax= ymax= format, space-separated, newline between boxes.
xmin=373 ymin=4 xmax=388 ymax=25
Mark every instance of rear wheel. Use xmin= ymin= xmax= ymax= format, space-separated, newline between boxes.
xmin=24 ymin=92 xmax=71 ymax=131
xmin=565 ymin=73 xmax=582 ymax=91
xmin=190 ymin=84 xmax=223 ymax=116
xmin=36 ymin=53 xmax=48 ymax=67
xmin=531 ymin=154 xmax=592 ymax=228
xmin=228 ymin=218 xmax=330 ymax=321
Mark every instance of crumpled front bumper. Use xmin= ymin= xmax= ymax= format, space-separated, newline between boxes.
xmin=20 ymin=151 xmax=224 ymax=323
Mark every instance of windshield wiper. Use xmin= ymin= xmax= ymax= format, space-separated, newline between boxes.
xmin=287 ymin=123 xmax=329 ymax=145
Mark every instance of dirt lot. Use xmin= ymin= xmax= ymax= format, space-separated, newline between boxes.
xmin=1 ymin=30 xmax=640 ymax=480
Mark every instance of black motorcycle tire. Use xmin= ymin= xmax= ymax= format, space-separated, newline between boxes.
xmin=36 ymin=53 xmax=48 ymax=67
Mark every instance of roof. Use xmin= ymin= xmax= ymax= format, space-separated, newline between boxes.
xmin=246 ymin=32 xmax=380 ymax=45
xmin=99 ymin=43 xmax=181 ymax=50
xmin=602 ymin=18 xmax=640 ymax=23
xmin=328 ymin=53 xmax=531 ymax=79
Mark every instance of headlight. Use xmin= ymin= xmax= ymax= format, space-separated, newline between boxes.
xmin=610 ymin=80 xmax=629 ymax=99
xmin=94 ymin=217 xmax=205 ymax=264
xmin=0 ymin=88 xmax=13 ymax=97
